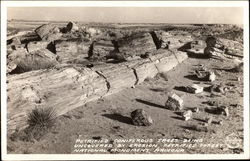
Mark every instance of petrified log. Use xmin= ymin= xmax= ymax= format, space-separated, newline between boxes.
xmin=92 ymin=62 xmax=136 ymax=95
xmin=89 ymin=40 xmax=115 ymax=61
xmin=153 ymin=30 xmax=193 ymax=49
xmin=65 ymin=21 xmax=79 ymax=32
xmin=131 ymin=109 xmax=153 ymax=126
xmin=8 ymin=37 xmax=21 ymax=45
xmin=35 ymin=24 xmax=62 ymax=42
xmin=7 ymin=49 xmax=188 ymax=134
xmin=7 ymin=67 xmax=108 ymax=133
xmin=27 ymin=41 xmax=49 ymax=53
xmin=117 ymin=32 xmax=156 ymax=57
xmin=8 ymin=49 xmax=58 ymax=74
xmin=19 ymin=32 xmax=41 ymax=44
xmin=55 ymin=39 xmax=90 ymax=63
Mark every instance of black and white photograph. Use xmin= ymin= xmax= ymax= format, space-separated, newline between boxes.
xmin=1 ymin=0 xmax=249 ymax=160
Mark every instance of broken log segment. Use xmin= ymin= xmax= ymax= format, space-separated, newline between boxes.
xmin=55 ymin=39 xmax=91 ymax=63
xmin=7 ymin=49 xmax=188 ymax=134
xmin=7 ymin=67 xmax=108 ymax=133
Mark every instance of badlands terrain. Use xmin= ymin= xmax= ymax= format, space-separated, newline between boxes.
xmin=6 ymin=20 xmax=244 ymax=154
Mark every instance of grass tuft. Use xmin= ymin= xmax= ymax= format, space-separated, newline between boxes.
xmin=25 ymin=107 xmax=57 ymax=141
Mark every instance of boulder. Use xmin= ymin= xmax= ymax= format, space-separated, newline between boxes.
xmin=35 ymin=24 xmax=62 ymax=42
xmin=165 ymin=93 xmax=183 ymax=111
xmin=131 ymin=109 xmax=153 ymax=126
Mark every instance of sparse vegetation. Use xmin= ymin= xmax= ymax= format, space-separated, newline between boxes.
xmin=25 ymin=107 xmax=57 ymax=141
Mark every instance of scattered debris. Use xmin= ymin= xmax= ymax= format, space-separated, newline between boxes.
xmin=182 ymin=110 xmax=193 ymax=121
xmin=195 ymin=70 xmax=216 ymax=82
xmin=130 ymin=109 xmax=153 ymax=126
xmin=208 ymin=84 xmax=225 ymax=94
xmin=186 ymin=84 xmax=203 ymax=94
xmin=217 ymin=106 xmax=230 ymax=116
xmin=165 ymin=93 xmax=184 ymax=111
xmin=218 ymin=120 xmax=223 ymax=125
xmin=206 ymin=116 xmax=213 ymax=124
xmin=208 ymin=71 xmax=216 ymax=82
xmin=192 ymin=107 xmax=199 ymax=113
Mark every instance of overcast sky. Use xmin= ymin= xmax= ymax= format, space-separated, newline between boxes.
xmin=7 ymin=7 xmax=243 ymax=24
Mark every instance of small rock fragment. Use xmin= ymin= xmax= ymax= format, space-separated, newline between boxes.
xmin=186 ymin=84 xmax=203 ymax=94
xmin=206 ymin=117 xmax=213 ymax=124
xmin=217 ymin=106 xmax=229 ymax=116
xmin=218 ymin=120 xmax=223 ymax=125
xmin=208 ymin=71 xmax=216 ymax=82
xmin=165 ymin=93 xmax=184 ymax=111
xmin=208 ymin=84 xmax=224 ymax=94
xmin=182 ymin=110 xmax=192 ymax=121
xmin=195 ymin=70 xmax=216 ymax=82
xmin=7 ymin=61 xmax=17 ymax=73
xmin=193 ymin=107 xmax=199 ymax=113
xmin=131 ymin=109 xmax=153 ymax=126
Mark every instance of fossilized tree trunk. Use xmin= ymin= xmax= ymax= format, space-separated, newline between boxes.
xmin=7 ymin=49 xmax=188 ymax=134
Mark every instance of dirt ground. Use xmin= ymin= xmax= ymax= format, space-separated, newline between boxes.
xmin=7 ymin=54 xmax=244 ymax=154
